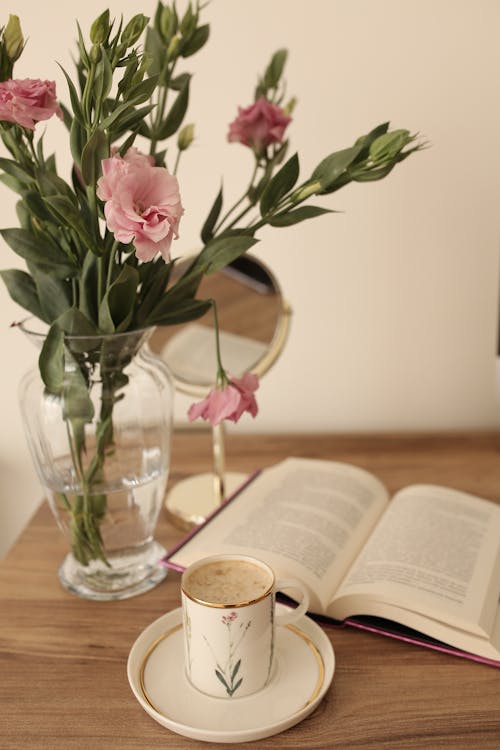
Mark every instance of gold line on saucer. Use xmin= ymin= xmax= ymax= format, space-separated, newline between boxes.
xmin=138 ymin=621 xmax=325 ymax=716
xmin=139 ymin=623 xmax=182 ymax=715
xmin=285 ymin=623 xmax=325 ymax=708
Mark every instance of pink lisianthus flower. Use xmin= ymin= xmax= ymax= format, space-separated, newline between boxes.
xmin=0 ymin=78 xmax=63 ymax=130
xmin=96 ymin=147 xmax=183 ymax=262
xmin=188 ymin=373 xmax=259 ymax=427
xmin=227 ymin=96 xmax=291 ymax=152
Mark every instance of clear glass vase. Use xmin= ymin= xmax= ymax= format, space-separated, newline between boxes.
xmin=18 ymin=322 xmax=173 ymax=601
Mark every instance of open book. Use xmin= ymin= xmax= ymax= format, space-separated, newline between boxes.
xmin=164 ymin=458 xmax=500 ymax=667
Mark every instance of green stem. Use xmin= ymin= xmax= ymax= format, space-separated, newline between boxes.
xmin=25 ymin=132 xmax=40 ymax=168
xmin=222 ymin=203 xmax=256 ymax=233
xmin=83 ymin=62 xmax=97 ymax=127
xmin=150 ymin=59 xmax=177 ymax=157
xmin=86 ymin=184 xmax=100 ymax=240
xmin=97 ymin=256 xmax=105 ymax=307
xmin=172 ymin=149 xmax=181 ymax=176
xmin=105 ymin=240 xmax=119 ymax=290
xmin=211 ymin=299 xmax=228 ymax=386
xmin=214 ymin=160 xmax=260 ymax=234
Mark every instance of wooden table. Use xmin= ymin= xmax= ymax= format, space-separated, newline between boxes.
xmin=1 ymin=432 xmax=500 ymax=749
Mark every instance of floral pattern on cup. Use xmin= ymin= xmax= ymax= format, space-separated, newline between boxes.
xmin=201 ymin=611 xmax=252 ymax=697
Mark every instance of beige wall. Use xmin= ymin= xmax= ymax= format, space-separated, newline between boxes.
xmin=1 ymin=0 xmax=500 ymax=556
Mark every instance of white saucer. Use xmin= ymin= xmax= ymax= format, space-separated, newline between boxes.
xmin=127 ymin=604 xmax=335 ymax=744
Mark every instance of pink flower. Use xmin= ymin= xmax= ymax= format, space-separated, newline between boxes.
xmin=188 ymin=373 xmax=259 ymax=426
xmin=0 ymin=78 xmax=63 ymax=130
xmin=96 ymin=148 xmax=183 ymax=262
xmin=227 ymin=96 xmax=291 ymax=152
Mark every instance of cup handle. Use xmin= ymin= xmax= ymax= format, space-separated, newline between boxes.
xmin=274 ymin=578 xmax=310 ymax=626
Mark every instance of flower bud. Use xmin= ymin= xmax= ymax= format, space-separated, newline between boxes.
xmin=121 ymin=14 xmax=149 ymax=47
xmin=3 ymin=15 xmax=24 ymax=62
xmin=177 ymin=123 xmax=195 ymax=151
xmin=369 ymin=129 xmax=411 ymax=163
xmin=283 ymin=97 xmax=297 ymax=116
xmin=160 ymin=5 xmax=177 ymax=41
xmin=90 ymin=9 xmax=110 ymax=45
xmin=180 ymin=4 xmax=197 ymax=38
xmin=90 ymin=44 xmax=102 ymax=64
xmin=290 ymin=180 xmax=322 ymax=203
xmin=167 ymin=34 xmax=180 ymax=59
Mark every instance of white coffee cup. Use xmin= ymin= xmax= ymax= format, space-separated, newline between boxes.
xmin=180 ymin=554 xmax=309 ymax=699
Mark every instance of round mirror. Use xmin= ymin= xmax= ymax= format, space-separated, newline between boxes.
xmin=149 ymin=253 xmax=290 ymax=395
xmin=149 ymin=254 xmax=291 ymax=529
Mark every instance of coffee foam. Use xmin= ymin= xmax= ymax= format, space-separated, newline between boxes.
xmin=183 ymin=559 xmax=272 ymax=605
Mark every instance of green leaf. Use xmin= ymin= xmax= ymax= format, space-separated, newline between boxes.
xmin=264 ymin=49 xmax=288 ymax=90
xmin=39 ymin=323 xmax=64 ymax=394
xmin=33 ymin=270 xmax=72 ymax=323
xmin=36 ymin=170 xmax=77 ymax=202
xmin=0 ymin=269 xmax=44 ymax=320
xmin=42 ymin=196 xmax=98 ymax=255
xmin=231 ymin=659 xmax=241 ymax=681
xmin=0 ymin=157 xmax=34 ymax=185
xmin=311 ymin=145 xmax=364 ymax=194
xmin=81 ymin=128 xmax=108 ymax=186
xmin=98 ymin=265 xmax=139 ymax=333
xmin=126 ymin=75 xmax=158 ymax=106
xmin=117 ymin=53 xmax=139 ymax=95
xmin=99 ymin=100 xmax=136 ymax=131
xmin=76 ymin=22 xmax=91 ymax=70
xmin=156 ymin=76 xmax=190 ymax=140
xmin=269 ymin=205 xmax=334 ymax=227
xmin=169 ymin=72 xmax=190 ymax=91
xmin=215 ymin=670 xmax=230 ymax=691
xmin=260 ymin=153 xmax=299 ymax=217
xmin=0 ymin=228 xmax=77 ymax=277
xmin=55 ymin=307 xmax=99 ymax=354
xmin=57 ymin=63 xmax=85 ymax=124
xmin=145 ymin=26 xmax=164 ymax=78
xmin=201 ymin=185 xmax=223 ymax=244
xmin=109 ymin=104 xmax=155 ymax=139
xmin=94 ymin=49 xmax=113 ymax=105
xmin=56 ymin=307 xmax=97 ymax=337
xmin=121 ymin=13 xmax=149 ymax=47
xmin=62 ymin=362 xmax=95 ymax=423
xmin=353 ymin=122 xmax=390 ymax=162
xmin=195 ymin=234 xmax=259 ymax=276
xmin=22 ymin=191 xmax=54 ymax=222
xmin=0 ymin=172 xmax=23 ymax=195
xmin=351 ymin=162 xmax=398 ymax=182
xmin=136 ymin=258 xmax=173 ymax=324
xmin=146 ymin=296 xmax=212 ymax=326
xmin=16 ymin=199 xmax=32 ymax=230
xmin=79 ymin=252 xmax=99 ymax=324
xmin=182 ymin=24 xmax=209 ymax=57
xmin=58 ymin=102 xmax=73 ymax=131
xmin=90 ymin=9 xmax=110 ymax=44
xmin=231 ymin=678 xmax=243 ymax=695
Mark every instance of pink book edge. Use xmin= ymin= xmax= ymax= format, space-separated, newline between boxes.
xmin=343 ymin=618 xmax=500 ymax=669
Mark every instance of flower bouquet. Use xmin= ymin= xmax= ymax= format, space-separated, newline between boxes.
xmin=0 ymin=5 xmax=422 ymax=591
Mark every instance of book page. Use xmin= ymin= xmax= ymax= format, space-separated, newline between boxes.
xmin=331 ymin=484 xmax=500 ymax=638
xmin=167 ymin=457 xmax=389 ymax=613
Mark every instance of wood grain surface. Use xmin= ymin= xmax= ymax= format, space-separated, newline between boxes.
xmin=1 ymin=431 xmax=500 ymax=749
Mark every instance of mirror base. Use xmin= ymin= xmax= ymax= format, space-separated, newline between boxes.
xmin=164 ymin=471 xmax=247 ymax=531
